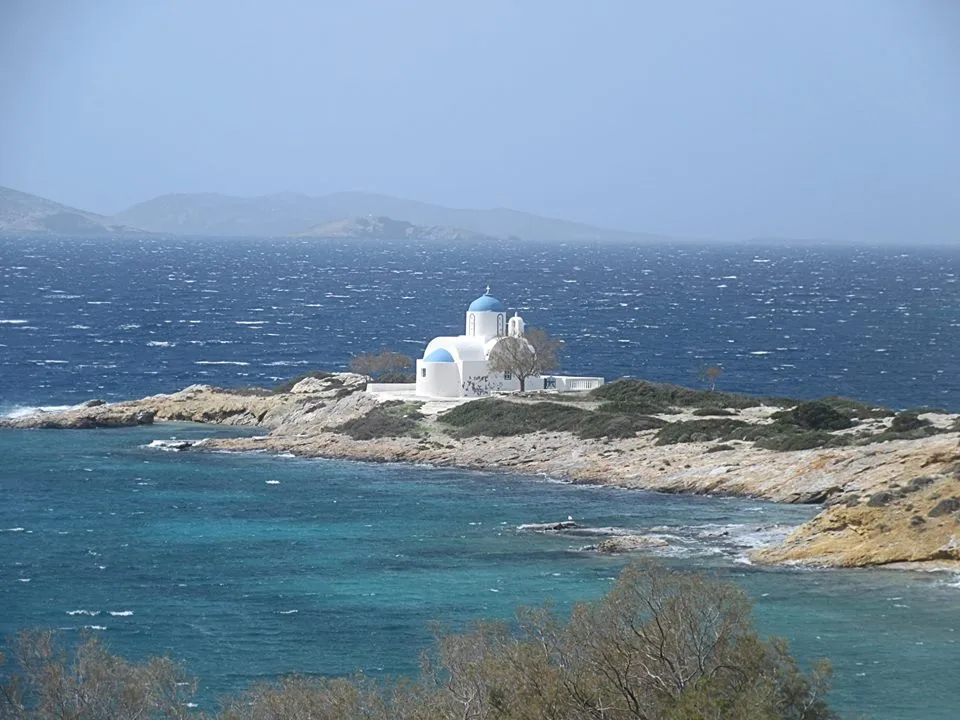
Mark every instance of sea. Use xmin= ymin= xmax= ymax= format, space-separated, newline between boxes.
xmin=1 ymin=236 xmax=959 ymax=718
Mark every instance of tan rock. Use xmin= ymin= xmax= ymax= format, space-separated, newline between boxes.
xmin=753 ymin=474 xmax=960 ymax=567
xmin=595 ymin=535 xmax=669 ymax=554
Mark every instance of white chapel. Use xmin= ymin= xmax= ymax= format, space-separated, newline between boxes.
xmin=415 ymin=288 xmax=533 ymax=398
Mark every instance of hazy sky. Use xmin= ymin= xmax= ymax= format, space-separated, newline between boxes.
xmin=1 ymin=1 xmax=958 ymax=242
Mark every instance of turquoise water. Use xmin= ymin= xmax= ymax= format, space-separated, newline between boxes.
xmin=3 ymin=425 xmax=959 ymax=718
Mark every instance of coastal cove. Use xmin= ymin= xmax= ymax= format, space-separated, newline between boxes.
xmin=3 ymin=423 xmax=960 ymax=719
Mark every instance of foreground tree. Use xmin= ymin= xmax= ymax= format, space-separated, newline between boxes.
xmin=487 ymin=328 xmax=562 ymax=392
xmin=1 ymin=562 xmax=837 ymax=720
xmin=0 ymin=630 xmax=196 ymax=720
xmin=349 ymin=349 xmax=414 ymax=383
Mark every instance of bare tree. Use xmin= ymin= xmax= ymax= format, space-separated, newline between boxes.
xmin=698 ymin=365 xmax=723 ymax=392
xmin=349 ymin=349 xmax=414 ymax=383
xmin=487 ymin=328 xmax=561 ymax=392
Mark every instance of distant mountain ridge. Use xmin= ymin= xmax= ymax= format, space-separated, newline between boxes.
xmin=0 ymin=186 xmax=667 ymax=243
xmin=114 ymin=190 xmax=665 ymax=242
xmin=294 ymin=215 xmax=500 ymax=242
xmin=0 ymin=186 xmax=146 ymax=236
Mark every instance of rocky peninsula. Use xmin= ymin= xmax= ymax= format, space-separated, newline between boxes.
xmin=4 ymin=374 xmax=959 ymax=570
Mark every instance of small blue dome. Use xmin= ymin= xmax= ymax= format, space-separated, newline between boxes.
xmin=468 ymin=293 xmax=506 ymax=312
xmin=424 ymin=348 xmax=455 ymax=363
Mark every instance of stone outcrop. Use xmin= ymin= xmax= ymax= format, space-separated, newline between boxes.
xmin=754 ymin=465 xmax=960 ymax=567
xmin=0 ymin=374 xmax=377 ymax=431
xmin=594 ymin=535 xmax=670 ymax=554
xmin=289 ymin=373 xmax=368 ymax=396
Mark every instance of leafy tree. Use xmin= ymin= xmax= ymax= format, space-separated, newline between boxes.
xmin=487 ymin=328 xmax=561 ymax=392
xmin=349 ymin=349 xmax=414 ymax=383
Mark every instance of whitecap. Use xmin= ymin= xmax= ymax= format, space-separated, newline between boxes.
xmin=194 ymin=361 xmax=250 ymax=366
xmin=67 ymin=610 xmax=100 ymax=616
xmin=0 ymin=319 xmax=28 ymax=324
xmin=2 ymin=527 xmax=25 ymax=532
xmin=108 ymin=610 xmax=133 ymax=617
xmin=146 ymin=341 xmax=176 ymax=348
xmin=83 ymin=625 xmax=106 ymax=631
xmin=4 ymin=404 xmax=77 ymax=419
xmin=265 ymin=480 xmax=280 ymax=485
xmin=18 ymin=578 xmax=30 ymax=582
xmin=278 ymin=609 xmax=298 ymax=615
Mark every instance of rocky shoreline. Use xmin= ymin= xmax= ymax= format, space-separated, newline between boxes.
xmin=4 ymin=374 xmax=959 ymax=570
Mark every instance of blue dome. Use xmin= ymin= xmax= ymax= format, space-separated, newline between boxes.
xmin=468 ymin=294 xmax=506 ymax=312
xmin=424 ymin=348 xmax=455 ymax=363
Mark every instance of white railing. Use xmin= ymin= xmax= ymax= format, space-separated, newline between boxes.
xmin=542 ymin=376 xmax=605 ymax=392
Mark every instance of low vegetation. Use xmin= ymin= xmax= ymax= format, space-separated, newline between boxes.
xmin=334 ymin=401 xmax=425 ymax=440
xmin=589 ymin=379 xmax=795 ymax=413
xmin=0 ymin=562 xmax=838 ymax=720
xmin=433 ymin=379 xmax=956 ymax=448
xmin=440 ymin=398 xmax=665 ymax=441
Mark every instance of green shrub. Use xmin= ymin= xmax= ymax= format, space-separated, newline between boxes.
xmin=333 ymin=402 xmax=424 ymax=440
xmin=928 ymin=497 xmax=960 ymax=517
xmin=859 ymin=424 xmax=944 ymax=445
xmin=866 ymin=491 xmax=896 ymax=507
xmin=578 ymin=413 xmax=666 ymax=439
xmin=440 ymin=398 xmax=665 ymax=440
xmin=773 ymin=401 xmax=854 ymax=431
xmin=693 ymin=406 xmax=736 ymax=416
xmin=656 ymin=419 xmax=753 ymax=445
xmin=440 ymin=398 xmax=586 ymax=437
xmin=755 ymin=431 xmax=849 ymax=452
xmin=817 ymin=396 xmax=893 ymax=419
xmin=890 ymin=410 xmax=931 ymax=433
xmin=591 ymin=379 xmax=794 ymax=412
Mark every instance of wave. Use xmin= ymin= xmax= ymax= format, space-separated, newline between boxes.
xmin=2 ymin=404 xmax=78 ymax=419
xmin=2 ymin=527 xmax=25 ymax=532
xmin=194 ymin=361 xmax=250 ymax=366
xmin=146 ymin=341 xmax=176 ymax=347
xmin=0 ymin=319 xmax=28 ymax=324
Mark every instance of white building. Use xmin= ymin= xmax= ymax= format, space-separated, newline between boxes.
xmin=406 ymin=289 xmax=604 ymax=399
xmin=415 ymin=288 xmax=531 ymax=398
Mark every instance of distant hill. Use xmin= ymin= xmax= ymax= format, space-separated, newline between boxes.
xmin=114 ymin=190 xmax=666 ymax=242
xmin=0 ymin=186 xmax=669 ymax=242
xmin=0 ymin=186 xmax=146 ymax=236
xmin=294 ymin=215 xmax=500 ymax=242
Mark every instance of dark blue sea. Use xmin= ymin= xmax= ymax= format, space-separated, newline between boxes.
xmin=2 ymin=236 xmax=960 ymax=718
